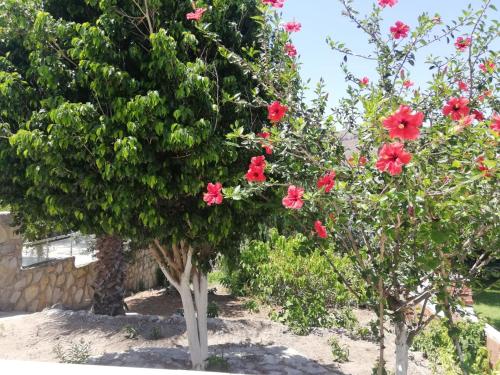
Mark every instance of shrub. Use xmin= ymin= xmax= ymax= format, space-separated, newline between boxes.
xmin=222 ymin=229 xmax=365 ymax=334
xmin=412 ymin=319 xmax=491 ymax=375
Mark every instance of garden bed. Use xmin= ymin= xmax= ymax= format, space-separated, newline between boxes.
xmin=0 ymin=288 xmax=431 ymax=374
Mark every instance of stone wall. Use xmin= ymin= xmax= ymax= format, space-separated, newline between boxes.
xmin=0 ymin=212 xmax=160 ymax=312
xmin=124 ymin=247 xmax=158 ymax=293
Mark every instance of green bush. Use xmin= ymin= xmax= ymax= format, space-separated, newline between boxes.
xmin=207 ymin=301 xmax=219 ymax=318
xmin=222 ymin=229 xmax=365 ymax=334
xmin=412 ymin=319 xmax=491 ymax=375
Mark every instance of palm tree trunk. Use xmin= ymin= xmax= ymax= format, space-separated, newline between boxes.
xmin=92 ymin=235 xmax=126 ymax=316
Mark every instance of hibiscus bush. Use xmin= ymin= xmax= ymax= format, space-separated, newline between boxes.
xmin=208 ymin=0 xmax=499 ymax=374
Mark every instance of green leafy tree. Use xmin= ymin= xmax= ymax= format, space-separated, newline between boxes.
xmin=0 ymin=0 xmax=127 ymax=316
xmin=0 ymin=0 xmax=297 ymax=369
xmin=225 ymin=1 xmax=499 ymax=374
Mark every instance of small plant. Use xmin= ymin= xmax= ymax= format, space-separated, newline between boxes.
xmin=328 ymin=337 xmax=349 ymax=363
xmin=53 ymin=339 xmax=92 ymax=364
xmin=207 ymin=301 xmax=219 ymax=318
xmin=243 ymin=299 xmax=260 ymax=313
xmin=149 ymin=326 xmax=163 ymax=340
xmin=332 ymin=308 xmax=358 ymax=331
xmin=355 ymin=326 xmax=372 ymax=340
xmin=206 ymin=354 xmax=229 ymax=372
xmin=123 ymin=325 xmax=138 ymax=339
xmin=371 ymin=360 xmax=390 ymax=375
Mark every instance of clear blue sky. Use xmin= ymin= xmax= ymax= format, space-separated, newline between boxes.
xmin=280 ymin=0 xmax=498 ymax=105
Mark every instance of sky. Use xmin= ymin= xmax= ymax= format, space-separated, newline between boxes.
xmin=280 ymin=0 xmax=498 ymax=105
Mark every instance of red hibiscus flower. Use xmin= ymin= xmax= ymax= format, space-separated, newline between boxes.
xmin=262 ymin=0 xmax=285 ymax=8
xmin=186 ymin=8 xmax=207 ymax=21
xmin=360 ymin=77 xmax=370 ymax=86
xmin=317 ymin=171 xmax=336 ymax=193
xmin=203 ymin=182 xmax=223 ymax=206
xmin=378 ymin=0 xmax=398 ymax=7
xmin=282 ymin=185 xmax=304 ymax=209
xmin=250 ymin=155 xmax=266 ymax=169
xmin=383 ymin=105 xmax=424 ymax=140
xmin=479 ymin=60 xmax=496 ymax=73
xmin=258 ymin=132 xmax=273 ymax=154
xmin=442 ymin=97 xmax=470 ymax=121
xmin=403 ymin=80 xmax=414 ymax=88
xmin=314 ymin=220 xmax=328 ymax=239
xmin=284 ymin=43 xmax=297 ymax=57
xmin=458 ymin=81 xmax=468 ymax=91
xmin=476 ymin=156 xmax=492 ymax=177
xmin=246 ymin=156 xmax=267 ymax=183
xmin=375 ymin=143 xmax=412 ymax=176
xmin=455 ymin=37 xmax=471 ymax=52
xmin=284 ymin=21 xmax=301 ymax=32
xmin=491 ymin=113 xmax=500 ymax=133
xmin=245 ymin=165 xmax=266 ymax=183
xmin=472 ymin=109 xmax=484 ymax=121
xmin=268 ymin=101 xmax=288 ymax=123
xmin=453 ymin=115 xmax=476 ymax=132
xmin=390 ymin=21 xmax=410 ymax=39
xmin=258 ymin=132 xmax=270 ymax=139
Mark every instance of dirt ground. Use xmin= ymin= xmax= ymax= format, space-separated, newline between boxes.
xmin=0 ymin=287 xmax=431 ymax=374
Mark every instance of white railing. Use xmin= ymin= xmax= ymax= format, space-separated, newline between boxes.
xmin=22 ymin=233 xmax=96 ymax=267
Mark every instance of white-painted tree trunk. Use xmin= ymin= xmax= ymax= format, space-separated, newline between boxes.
xmin=193 ymin=272 xmax=208 ymax=362
xmin=154 ymin=244 xmax=209 ymax=370
xmin=395 ymin=321 xmax=409 ymax=375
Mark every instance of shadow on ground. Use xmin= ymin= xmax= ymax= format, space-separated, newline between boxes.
xmin=89 ymin=343 xmax=345 ymax=375
xmin=125 ymin=288 xmax=258 ymax=320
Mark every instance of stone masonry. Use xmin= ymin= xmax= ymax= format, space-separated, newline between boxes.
xmin=0 ymin=212 xmax=159 ymax=312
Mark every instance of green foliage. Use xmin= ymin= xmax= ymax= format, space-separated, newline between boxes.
xmin=0 ymin=0 xmax=294 ymax=266
xmin=149 ymin=326 xmax=163 ymax=341
xmin=122 ymin=325 xmax=138 ymax=340
xmin=412 ymin=319 xmax=492 ymax=375
xmin=242 ymin=299 xmax=260 ymax=313
xmin=328 ymin=337 xmax=349 ymax=363
xmin=222 ymin=229 xmax=365 ymax=334
xmin=207 ymin=301 xmax=219 ymax=318
xmin=206 ymin=354 xmax=229 ymax=372
xmin=53 ymin=339 xmax=92 ymax=364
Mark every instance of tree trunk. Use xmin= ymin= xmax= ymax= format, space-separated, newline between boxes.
xmin=395 ymin=320 xmax=409 ymax=375
xmin=151 ymin=241 xmax=209 ymax=370
xmin=92 ymin=235 xmax=126 ymax=316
